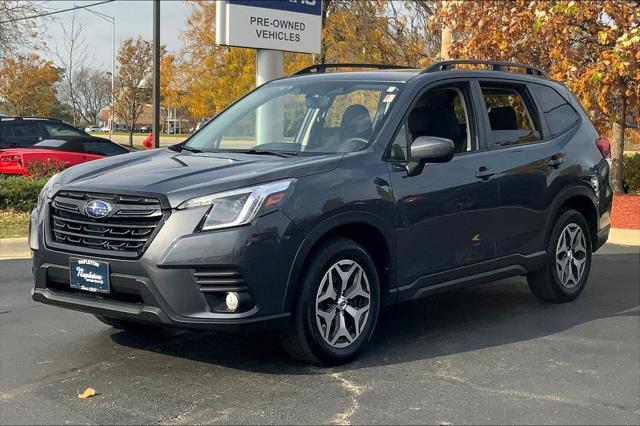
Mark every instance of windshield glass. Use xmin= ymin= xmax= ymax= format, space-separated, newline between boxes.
xmin=185 ymin=80 xmax=403 ymax=154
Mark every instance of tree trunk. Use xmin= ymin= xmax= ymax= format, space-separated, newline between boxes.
xmin=440 ymin=1 xmax=451 ymax=60
xmin=128 ymin=129 xmax=134 ymax=147
xmin=610 ymin=94 xmax=627 ymax=193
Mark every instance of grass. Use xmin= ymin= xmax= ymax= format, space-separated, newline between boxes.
xmin=0 ymin=210 xmax=30 ymax=238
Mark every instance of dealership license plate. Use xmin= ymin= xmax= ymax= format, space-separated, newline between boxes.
xmin=69 ymin=258 xmax=110 ymax=293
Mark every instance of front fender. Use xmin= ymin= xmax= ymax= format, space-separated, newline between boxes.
xmin=281 ymin=211 xmax=396 ymax=312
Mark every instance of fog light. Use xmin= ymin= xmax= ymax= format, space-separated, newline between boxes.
xmin=225 ymin=292 xmax=240 ymax=312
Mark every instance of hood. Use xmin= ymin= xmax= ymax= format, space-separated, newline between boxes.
xmin=56 ymin=148 xmax=342 ymax=207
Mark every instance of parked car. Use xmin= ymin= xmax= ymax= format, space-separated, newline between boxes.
xmin=85 ymin=125 xmax=102 ymax=133
xmin=139 ymin=125 xmax=152 ymax=133
xmin=30 ymin=61 xmax=612 ymax=365
xmin=0 ymin=117 xmax=94 ymax=149
xmin=0 ymin=137 xmax=131 ymax=176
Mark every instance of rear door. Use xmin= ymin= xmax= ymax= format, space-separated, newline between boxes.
xmin=475 ymin=80 xmax=574 ymax=257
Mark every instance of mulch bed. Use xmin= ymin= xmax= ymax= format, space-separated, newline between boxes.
xmin=611 ymin=194 xmax=640 ymax=230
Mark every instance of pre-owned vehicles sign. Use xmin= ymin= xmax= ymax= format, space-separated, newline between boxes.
xmin=216 ymin=0 xmax=322 ymax=54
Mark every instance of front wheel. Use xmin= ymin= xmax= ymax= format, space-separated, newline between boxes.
xmin=280 ymin=238 xmax=380 ymax=365
xmin=527 ymin=209 xmax=592 ymax=302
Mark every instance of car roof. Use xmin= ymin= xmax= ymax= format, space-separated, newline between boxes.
xmin=0 ymin=116 xmax=64 ymax=122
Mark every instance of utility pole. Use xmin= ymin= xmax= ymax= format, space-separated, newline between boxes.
xmin=152 ymin=0 xmax=160 ymax=149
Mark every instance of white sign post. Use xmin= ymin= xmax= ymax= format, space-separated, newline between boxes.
xmin=216 ymin=0 xmax=322 ymax=145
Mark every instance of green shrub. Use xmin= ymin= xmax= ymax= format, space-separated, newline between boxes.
xmin=623 ymin=154 xmax=640 ymax=195
xmin=0 ymin=176 xmax=48 ymax=212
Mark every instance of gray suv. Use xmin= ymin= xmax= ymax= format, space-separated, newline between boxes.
xmin=30 ymin=61 xmax=613 ymax=364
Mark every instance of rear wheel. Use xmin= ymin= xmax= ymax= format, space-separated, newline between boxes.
xmin=280 ymin=238 xmax=380 ymax=365
xmin=527 ymin=209 xmax=592 ymax=302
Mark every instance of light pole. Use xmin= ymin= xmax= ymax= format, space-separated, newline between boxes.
xmin=84 ymin=7 xmax=115 ymax=141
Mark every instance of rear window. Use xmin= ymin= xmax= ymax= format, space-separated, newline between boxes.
xmin=33 ymin=140 xmax=67 ymax=148
xmin=530 ymin=84 xmax=580 ymax=137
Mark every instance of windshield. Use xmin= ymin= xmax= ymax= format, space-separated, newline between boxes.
xmin=185 ymin=80 xmax=404 ymax=154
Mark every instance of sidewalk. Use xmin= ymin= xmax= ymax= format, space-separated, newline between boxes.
xmin=1 ymin=229 xmax=638 ymax=261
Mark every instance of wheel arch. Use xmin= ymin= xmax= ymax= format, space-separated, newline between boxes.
xmin=545 ymin=185 xmax=599 ymax=250
xmin=283 ymin=212 xmax=395 ymax=312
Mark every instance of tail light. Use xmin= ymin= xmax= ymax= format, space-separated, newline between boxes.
xmin=596 ymin=138 xmax=611 ymax=159
xmin=0 ymin=154 xmax=22 ymax=165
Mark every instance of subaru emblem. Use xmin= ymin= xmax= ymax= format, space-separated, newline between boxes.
xmin=84 ymin=200 xmax=112 ymax=219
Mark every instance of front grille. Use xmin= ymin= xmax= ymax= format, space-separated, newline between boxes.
xmin=49 ymin=191 xmax=164 ymax=257
xmin=194 ymin=268 xmax=247 ymax=292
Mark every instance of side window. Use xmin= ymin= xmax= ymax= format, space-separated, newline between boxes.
xmin=480 ymin=85 xmax=542 ymax=147
xmin=390 ymin=85 xmax=475 ymax=161
xmin=10 ymin=122 xmax=42 ymax=139
xmin=82 ymin=141 xmax=127 ymax=156
xmin=41 ymin=122 xmax=85 ymax=137
xmin=530 ymin=84 xmax=580 ymax=137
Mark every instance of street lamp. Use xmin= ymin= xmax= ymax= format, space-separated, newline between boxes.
xmin=83 ymin=7 xmax=115 ymax=141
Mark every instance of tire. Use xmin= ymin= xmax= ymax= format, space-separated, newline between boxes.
xmin=280 ymin=238 xmax=381 ymax=365
xmin=527 ymin=209 xmax=592 ymax=303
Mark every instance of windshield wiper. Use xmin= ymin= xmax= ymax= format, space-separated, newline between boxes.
xmin=170 ymin=144 xmax=203 ymax=153
xmin=243 ymin=149 xmax=298 ymax=158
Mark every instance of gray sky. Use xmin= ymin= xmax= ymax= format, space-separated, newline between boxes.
xmin=36 ymin=0 xmax=192 ymax=69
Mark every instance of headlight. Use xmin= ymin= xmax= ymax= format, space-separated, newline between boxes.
xmin=177 ymin=179 xmax=295 ymax=231
xmin=37 ymin=173 xmax=61 ymax=209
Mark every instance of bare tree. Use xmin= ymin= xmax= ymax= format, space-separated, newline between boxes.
xmin=0 ymin=0 xmax=45 ymax=57
xmin=54 ymin=9 xmax=87 ymax=125
xmin=76 ymin=67 xmax=110 ymax=124
xmin=112 ymin=37 xmax=155 ymax=146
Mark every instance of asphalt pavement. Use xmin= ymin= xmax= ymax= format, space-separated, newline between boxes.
xmin=1 ymin=244 xmax=639 ymax=425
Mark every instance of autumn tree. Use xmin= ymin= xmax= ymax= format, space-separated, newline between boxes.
xmin=0 ymin=54 xmax=61 ymax=116
xmin=112 ymin=37 xmax=156 ymax=146
xmin=433 ymin=0 xmax=640 ymax=193
xmin=0 ymin=0 xmax=45 ymax=56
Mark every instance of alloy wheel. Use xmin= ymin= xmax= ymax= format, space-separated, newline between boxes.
xmin=315 ymin=259 xmax=371 ymax=348
xmin=555 ymin=223 xmax=588 ymax=289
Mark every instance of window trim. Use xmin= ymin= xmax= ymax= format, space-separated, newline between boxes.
xmin=383 ymin=79 xmax=480 ymax=162
xmin=476 ymin=81 xmax=545 ymax=150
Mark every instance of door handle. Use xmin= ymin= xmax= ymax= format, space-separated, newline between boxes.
xmin=475 ymin=166 xmax=495 ymax=180
xmin=546 ymin=153 xmax=565 ymax=167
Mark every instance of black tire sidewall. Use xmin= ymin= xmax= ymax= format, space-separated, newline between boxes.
xmin=300 ymin=239 xmax=380 ymax=364
xmin=547 ymin=210 xmax=592 ymax=299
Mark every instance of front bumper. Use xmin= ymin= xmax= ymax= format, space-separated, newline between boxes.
xmin=31 ymin=203 xmax=301 ymax=331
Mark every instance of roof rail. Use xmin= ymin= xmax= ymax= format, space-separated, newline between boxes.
xmin=4 ymin=116 xmax=63 ymax=121
xmin=294 ymin=63 xmax=416 ymax=76
xmin=422 ymin=60 xmax=546 ymax=77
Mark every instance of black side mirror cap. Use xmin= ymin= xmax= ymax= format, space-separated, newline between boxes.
xmin=406 ymin=136 xmax=454 ymax=176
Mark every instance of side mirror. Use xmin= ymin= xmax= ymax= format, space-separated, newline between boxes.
xmin=406 ymin=136 xmax=454 ymax=176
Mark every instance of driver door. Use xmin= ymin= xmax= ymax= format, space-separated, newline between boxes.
xmin=388 ymin=81 xmax=500 ymax=286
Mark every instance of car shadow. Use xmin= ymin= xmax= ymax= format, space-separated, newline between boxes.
xmin=110 ymin=252 xmax=639 ymax=375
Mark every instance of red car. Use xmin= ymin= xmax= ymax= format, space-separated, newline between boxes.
xmin=0 ymin=137 xmax=132 ymax=176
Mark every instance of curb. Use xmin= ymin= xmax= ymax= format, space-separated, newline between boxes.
xmin=0 ymin=229 xmax=638 ymax=261
xmin=608 ymin=228 xmax=640 ymax=247
xmin=0 ymin=237 xmax=31 ymax=260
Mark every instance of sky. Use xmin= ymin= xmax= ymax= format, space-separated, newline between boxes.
xmin=35 ymin=0 xmax=192 ymax=69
